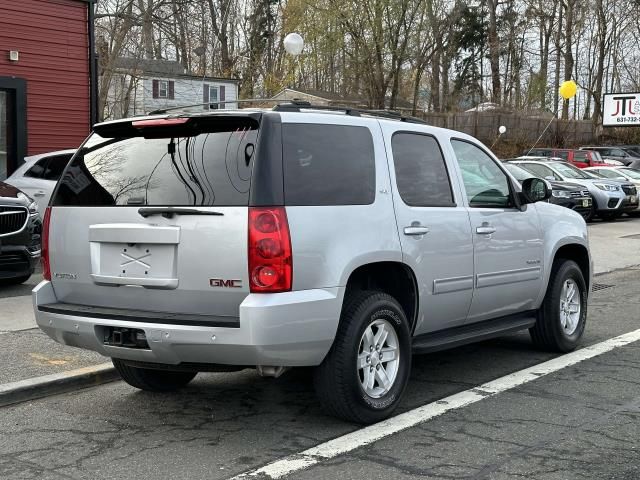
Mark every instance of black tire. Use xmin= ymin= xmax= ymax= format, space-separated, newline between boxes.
xmin=599 ymin=212 xmax=620 ymax=221
xmin=530 ymin=259 xmax=587 ymax=352
xmin=313 ymin=290 xmax=411 ymax=424
xmin=0 ymin=274 xmax=31 ymax=286
xmin=112 ymin=358 xmax=197 ymax=392
xmin=582 ymin=205 xmax=595 ymax=222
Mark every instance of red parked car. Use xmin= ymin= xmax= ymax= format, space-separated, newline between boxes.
xmin=524 ymin=148 xmax=622 ymax=168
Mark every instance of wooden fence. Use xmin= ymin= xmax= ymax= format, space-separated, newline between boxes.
xmin=414 ymin=111 xmax=596 ymax=147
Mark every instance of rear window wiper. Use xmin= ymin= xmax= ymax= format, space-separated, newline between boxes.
xmin=138 ymin=207 xmax=224 ymax=219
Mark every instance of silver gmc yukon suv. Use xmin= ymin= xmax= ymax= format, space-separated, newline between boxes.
xmin=34 ymin=104 xmax=591 ymax=423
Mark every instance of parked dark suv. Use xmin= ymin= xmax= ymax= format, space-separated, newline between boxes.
xmin=580 ymin=146 xmax=640 ymax=166
xmin=503 ymin=162 xmax=593 ymax=220
xmin=0 ymin=182 xmax=41 ymax=284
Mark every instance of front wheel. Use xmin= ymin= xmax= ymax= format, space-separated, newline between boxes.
xmin=313 ymin=290 xmax=411 ymax=424
xmin=112 ymin=359 xmax=197 ymax=392
xmin=0 ymin=274 xmax=31 ymax=286
xmin=581 ymin=205 xmax=595 ymax=222
xmin=530 ymin=259 xmax=587 ymax=352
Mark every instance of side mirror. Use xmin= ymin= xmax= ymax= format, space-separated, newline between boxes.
xmin=520 ymin=177 xmax=551 ymax=205
xmin=545 ymin=175 xmax=556 ymax=181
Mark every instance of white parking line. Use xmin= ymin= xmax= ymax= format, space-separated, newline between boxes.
xmin=232 ymin=328 xmax=640 ymax=479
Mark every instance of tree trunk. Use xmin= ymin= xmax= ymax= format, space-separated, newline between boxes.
xmin=591 ymin=0 xmax=606 ymax=137
xmin=431 ymin=49 xmax=441 ymax=112
xmin=138 ymin=0 xmax=154 ymax=59
xmin=486 ymin=0 xmax=501 ymax=104
xmin=561 ymin=0 xmax=575 ymax=121
xmin=553 ymin=5 xmax=563 ymax=114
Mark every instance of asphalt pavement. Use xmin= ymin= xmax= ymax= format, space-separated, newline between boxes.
xmin=0 ymin=219 xmax=639 ymax=479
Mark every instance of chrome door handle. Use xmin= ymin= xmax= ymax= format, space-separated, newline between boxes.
xmin=34 ymin=191 xmax=46 ymax=197
xmin=404 ymin=226 xmax=430 ymax=236
xmin=476 ymin=226 xmax=496 ymax=235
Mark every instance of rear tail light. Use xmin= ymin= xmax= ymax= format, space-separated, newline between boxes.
xmin=42 ymin=206 xmax=52 ymax=281
xmin=248 ymin=207 xmax=292 ymax=293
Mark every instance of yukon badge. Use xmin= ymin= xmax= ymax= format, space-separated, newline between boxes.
xmin=210 ymin=278 xmax=242 ymax=288
xmin=54 ymin=272 xmax=78 ymax=280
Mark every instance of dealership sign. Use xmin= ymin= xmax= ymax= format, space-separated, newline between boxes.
xmin=603 ymin=92 xmax=640 ymax=126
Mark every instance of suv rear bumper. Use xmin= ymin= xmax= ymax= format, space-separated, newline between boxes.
xmin=33 ymin=281 xmax=343 ymax=367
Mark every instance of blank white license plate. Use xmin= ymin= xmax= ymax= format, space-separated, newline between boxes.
xmin=99 ymin=242 xmax=176 ymax=279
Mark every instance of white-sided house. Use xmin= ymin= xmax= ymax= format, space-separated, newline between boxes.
xmin=105 ymin=58 xmax=239 ymax=119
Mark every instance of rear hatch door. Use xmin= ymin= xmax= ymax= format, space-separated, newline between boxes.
xmin=48 ymin=114 xmax=261 ymax=318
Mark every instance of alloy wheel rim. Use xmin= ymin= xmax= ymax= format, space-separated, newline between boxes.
xmin=560 ymin=279 xmax=581 ymax=335
xmin=357 ymin=319 xmax=400 ymax=398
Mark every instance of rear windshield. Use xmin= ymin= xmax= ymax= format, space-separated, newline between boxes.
xmin=53 ymin=117 xmax=259 ymax=207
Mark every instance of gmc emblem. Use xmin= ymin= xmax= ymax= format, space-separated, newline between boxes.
xmin=210 ymin=278 xmax=243 ymax=288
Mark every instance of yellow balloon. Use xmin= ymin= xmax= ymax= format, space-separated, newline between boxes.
xmin=559 ymin=80 xmax=578 ymax=100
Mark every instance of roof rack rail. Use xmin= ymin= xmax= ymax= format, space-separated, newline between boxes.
xmin=273 ymin=101 xmax=361 ymax=117
xmin=147 ymin=97 xmax=283 ymax=115
xmin=272 ymin=102 xmax=427 ymax=125
xmin=365 ymin=109 xmax=427 ymax=125
xmin=148 ymin=98 xmax=428 ymax=126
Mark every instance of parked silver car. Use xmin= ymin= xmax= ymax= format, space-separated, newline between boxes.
xmin=4 ymin=149 xmax=76 ymax=217
xmin=584 ymin=166 xmax=640 ymax=215
xmin=34 ymin=106 xmax=592 ymax=423
xmin=510 ymin=159 xmax=637 ymax=220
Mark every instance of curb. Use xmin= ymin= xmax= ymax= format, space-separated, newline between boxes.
xmin=0 ymin=363 xmax=120 ymax=407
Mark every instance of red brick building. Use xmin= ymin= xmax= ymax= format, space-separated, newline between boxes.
xmin=0 ymin=0 xmax=96 ymax=180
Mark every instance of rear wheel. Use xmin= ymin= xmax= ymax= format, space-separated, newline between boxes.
xmin=313 ymin=290 xmax=411 ymax=424
xmin=112 ymin=358 xmax=197 ymax=392
xmin=530 ymin=259 xmax=587 ymax=352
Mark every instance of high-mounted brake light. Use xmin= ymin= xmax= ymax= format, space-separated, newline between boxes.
xmin=42 ymin=206 xmax=52 ymax=281
xmin=248 ymin=207 xmax=292 ymax=293
xmin=132 ymin=118 xmax=189 ymax=128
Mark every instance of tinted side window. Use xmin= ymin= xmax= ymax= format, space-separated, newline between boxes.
xmin=25 ymin=158 xmax=48 ymax=178
xmin=451 ymin=140 xmax=512 ymax=208
xmin=556 ymin=151 xmax=569 ymax=160
xmin=521 ymin=163 xmax=558 ymax=180
xmin=43 ymin=154 xmax=73 ymax=181
xmin=391 ymin=133 xmax=454 ymax=207
xmin=596 ymin=169 xmax=622 ymax=179
xmin=610 ymin=148 xmax=625 ymax=157
xmin=573 ymin=151 xmax=588 ymax=161
xmin=529 ymin=149 xmax=551 ymax=157
xmin=282 ymin=124 xmax=375 ymax=206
